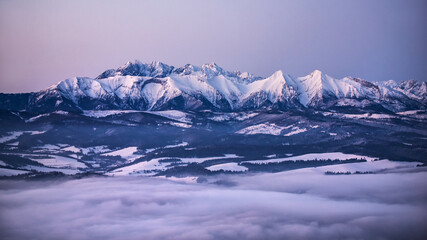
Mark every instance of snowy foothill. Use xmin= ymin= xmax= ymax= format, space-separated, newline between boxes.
xmin=146 ymin=110 xmax=191 ymax=123
xmin=145 ymin=142 xmax=189 ymax=153
xmin=0 ymin=132 xmax=24 ymax=144
xmin=0 ymin=168 xmax=29 ymax=176
xmin=164 ymin=142 xmax=189 ymax=149
xmin=236 ymin=123 xmax=292 ymax=136
xmin=0 ymin=131 xmax=46 ymax=144
xmin=178 ymin=154 xmax=241 ymax=164
xmin=25 ymin=111 xmax=69 ymax=123
xmin=82 ymin=110 xmax=142 ymax=118
xmin=295 ymin=159 xmax=421 ymax=175
xmin=283 ymin=126 xmax=307 ymax=136
xmin=107 ymin=158 xmax=168 ymax=176
xmin=397 ymin=110 xmax=424 ymax=115
xmin=28 ymin=155 xmax=88 ymax=169
xmin=107 ymin=154 xmax=242 ymax=176
xmin=62 ymin=145 xmax=111 ymax=155
xmin=61 ymin=146 xmax=81 ymax=153
xmin=209 ymin=112 xmax=259 ymax=122
xmin=35 ymin=144 xmax=61 ymax=151
xmin=101 ymin=147 xmax=142 ymax=162
xmin=237 ymin=123 xmax=309 ymax=137
xmin=156 ymin=176 xmax=199 ymax=184
xmin=19 ymin=165 xmax=81 ymax=175
xmin=207 ymin=162 xmax=248 ymax=172
xmin=245 ymin=152 xmax=378 ymax=164
xmin=167 ymin=122 xmax=192 ymax=128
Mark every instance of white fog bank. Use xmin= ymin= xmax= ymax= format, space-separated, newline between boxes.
xmin=0 ymin=169 xmax=426 ymax=240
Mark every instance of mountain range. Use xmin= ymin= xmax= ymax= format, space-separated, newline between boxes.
xmin=1 ymin=60 xmax=426 ymax=114
xmin=0 ymin=60 xmax=426 ymax=179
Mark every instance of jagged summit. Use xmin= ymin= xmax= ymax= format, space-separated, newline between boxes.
xmin=96 ymin=60 xmax=174 ymax=79
xmin=0 ymin=60 xmax=425 ymax=113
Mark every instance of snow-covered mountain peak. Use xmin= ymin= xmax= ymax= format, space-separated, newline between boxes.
xmin=96 ymin=60 xmax=174 ymax=79
xmin=270 ymin=70 xmax=284 ymax=78
xmin=203 ymin=62 xmax=220 ymax=68
xmin=173 ymin=64 xmax=201 ymax=76
xmin=201 ymin=62 xmax=225 ymax=77
xmin=3 ymin=60 xmax=426 ymax=114
xmin=383 ymin=80 xmax=398 ymax=88
xmin=309 ymin=69 xmax=323 ymax=77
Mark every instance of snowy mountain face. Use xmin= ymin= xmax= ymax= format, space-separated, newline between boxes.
xmin=0 ymin=60 xmax=425 ymax=113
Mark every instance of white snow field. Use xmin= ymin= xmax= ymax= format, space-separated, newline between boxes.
xmin=0 ymin=168 xmax=29 ymax=176
xmin=62 ymin=145 xmax=111 ymax=155
xmin=82 ymin=110 xmax=141 ymax=118
xmin=107 ymin=158 xmax=168 ymax=176
xmin=236 ymin=123 xmax=292 ymax=136
xmin=28 ymin=155 xmax=87 ymax=169
xmin=101 ymin=147 xmax=142 ymax=162
xmin=283 ymin=126 xmax=308 ymax=136
xmin=178 ymin=154 xmax=241 ymax=164
xmin=209 ymin=112 xmax=259 ymax=122
xmin=245 ymin=152 xmax=378 ymax=164
xmin=107 ymin=154 xmax=242 ymax=176
xmin=145 ymin=110 xmax=191 ymax=123
xmin=296 ymin=159 xmax=421 ymax=174
xmin=207 ymin=162 xmax=248 ymax=172
xmin=0 ymin=131 xmax=46 ymax=144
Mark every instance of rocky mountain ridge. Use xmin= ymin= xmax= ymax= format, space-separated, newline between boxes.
xmin=0 ymin=60 xmax=425 ymax=113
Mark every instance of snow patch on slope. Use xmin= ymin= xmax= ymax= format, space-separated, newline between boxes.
xmin=245 ymin=152 xmax=378 ymax=164
xmin=284 ymin=127 xmax=307 ymax=136
xmin=237 ymin=123 xmax=292 ymax=136
xmin=207 ymin=162 xmax=248 ymax=172
xmin=101 ymin=147 xmax=142 ymax=163
xmin=28 ymin=155 xmax=87 ymax=169
xmin=146 ymin=110 xmax=191 ymax=123
xmin=83 ymin=110 xmax=141 ymax=118
xmin=0 ymin=131 xmax=46 ymax=144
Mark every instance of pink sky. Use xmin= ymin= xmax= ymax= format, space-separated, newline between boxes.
xmin=0 ymin=0 xmax=426 ymax=93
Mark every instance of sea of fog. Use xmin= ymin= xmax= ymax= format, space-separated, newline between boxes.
xmin=0 ymin=168 xmax=426 ymax=240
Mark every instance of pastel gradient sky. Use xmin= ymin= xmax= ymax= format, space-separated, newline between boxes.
xmin=0 ymin=0 xmax=426 ymax=93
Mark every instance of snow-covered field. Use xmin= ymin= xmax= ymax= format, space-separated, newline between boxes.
xmin=236 ymin=123 xmax=292 ymax=136
xmin=28 ymin=155 xmax=87 ymax=169
xmin=82 ymin=110 xmax=141 ymax=118
xmin=296 ymin=160 xmax=421 ymax=174
xmin=166 ymin=121 xmax=192 ymax=128
xmin=207 ymin=162 xmax=248 ymax=172
xmin=18 ymin=165 xmax=80 ymax=175
xmin=146 ymin=110 xmax=191 ymax=123
xmin=145 ymin=142 xmax=189 ymax=153
xmin=209 ymin=112 xmax=258 ymax=122
xmin=107 ymin=158 xmax=167 ymax=176
xmin=0 ymin=131 xmax=46 ymax=144
xmin=245 ymin=152 xmax=378 ymax=164
xmin=107 ymin=154 xmax=242 ymax=176
xmin=178 ymin=154 xmax=241 ymax=164
xmin=0 ymin=168 xmax=28 ymax=176
xmin=283 ymin=126 xmax=307 ymax=136
xmin=101 ymin=147 xmax=142 ymax=162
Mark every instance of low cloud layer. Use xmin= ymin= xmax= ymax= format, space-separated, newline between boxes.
xmin=0 ymin=170 xmax=426 ymax=240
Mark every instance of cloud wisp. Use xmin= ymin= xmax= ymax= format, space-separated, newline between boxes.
xmin=0 ymin=170 xmax=426 ymax=240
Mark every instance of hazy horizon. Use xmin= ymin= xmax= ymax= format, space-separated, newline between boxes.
xmin=1 ymin=0 xmax=426 ymax=93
